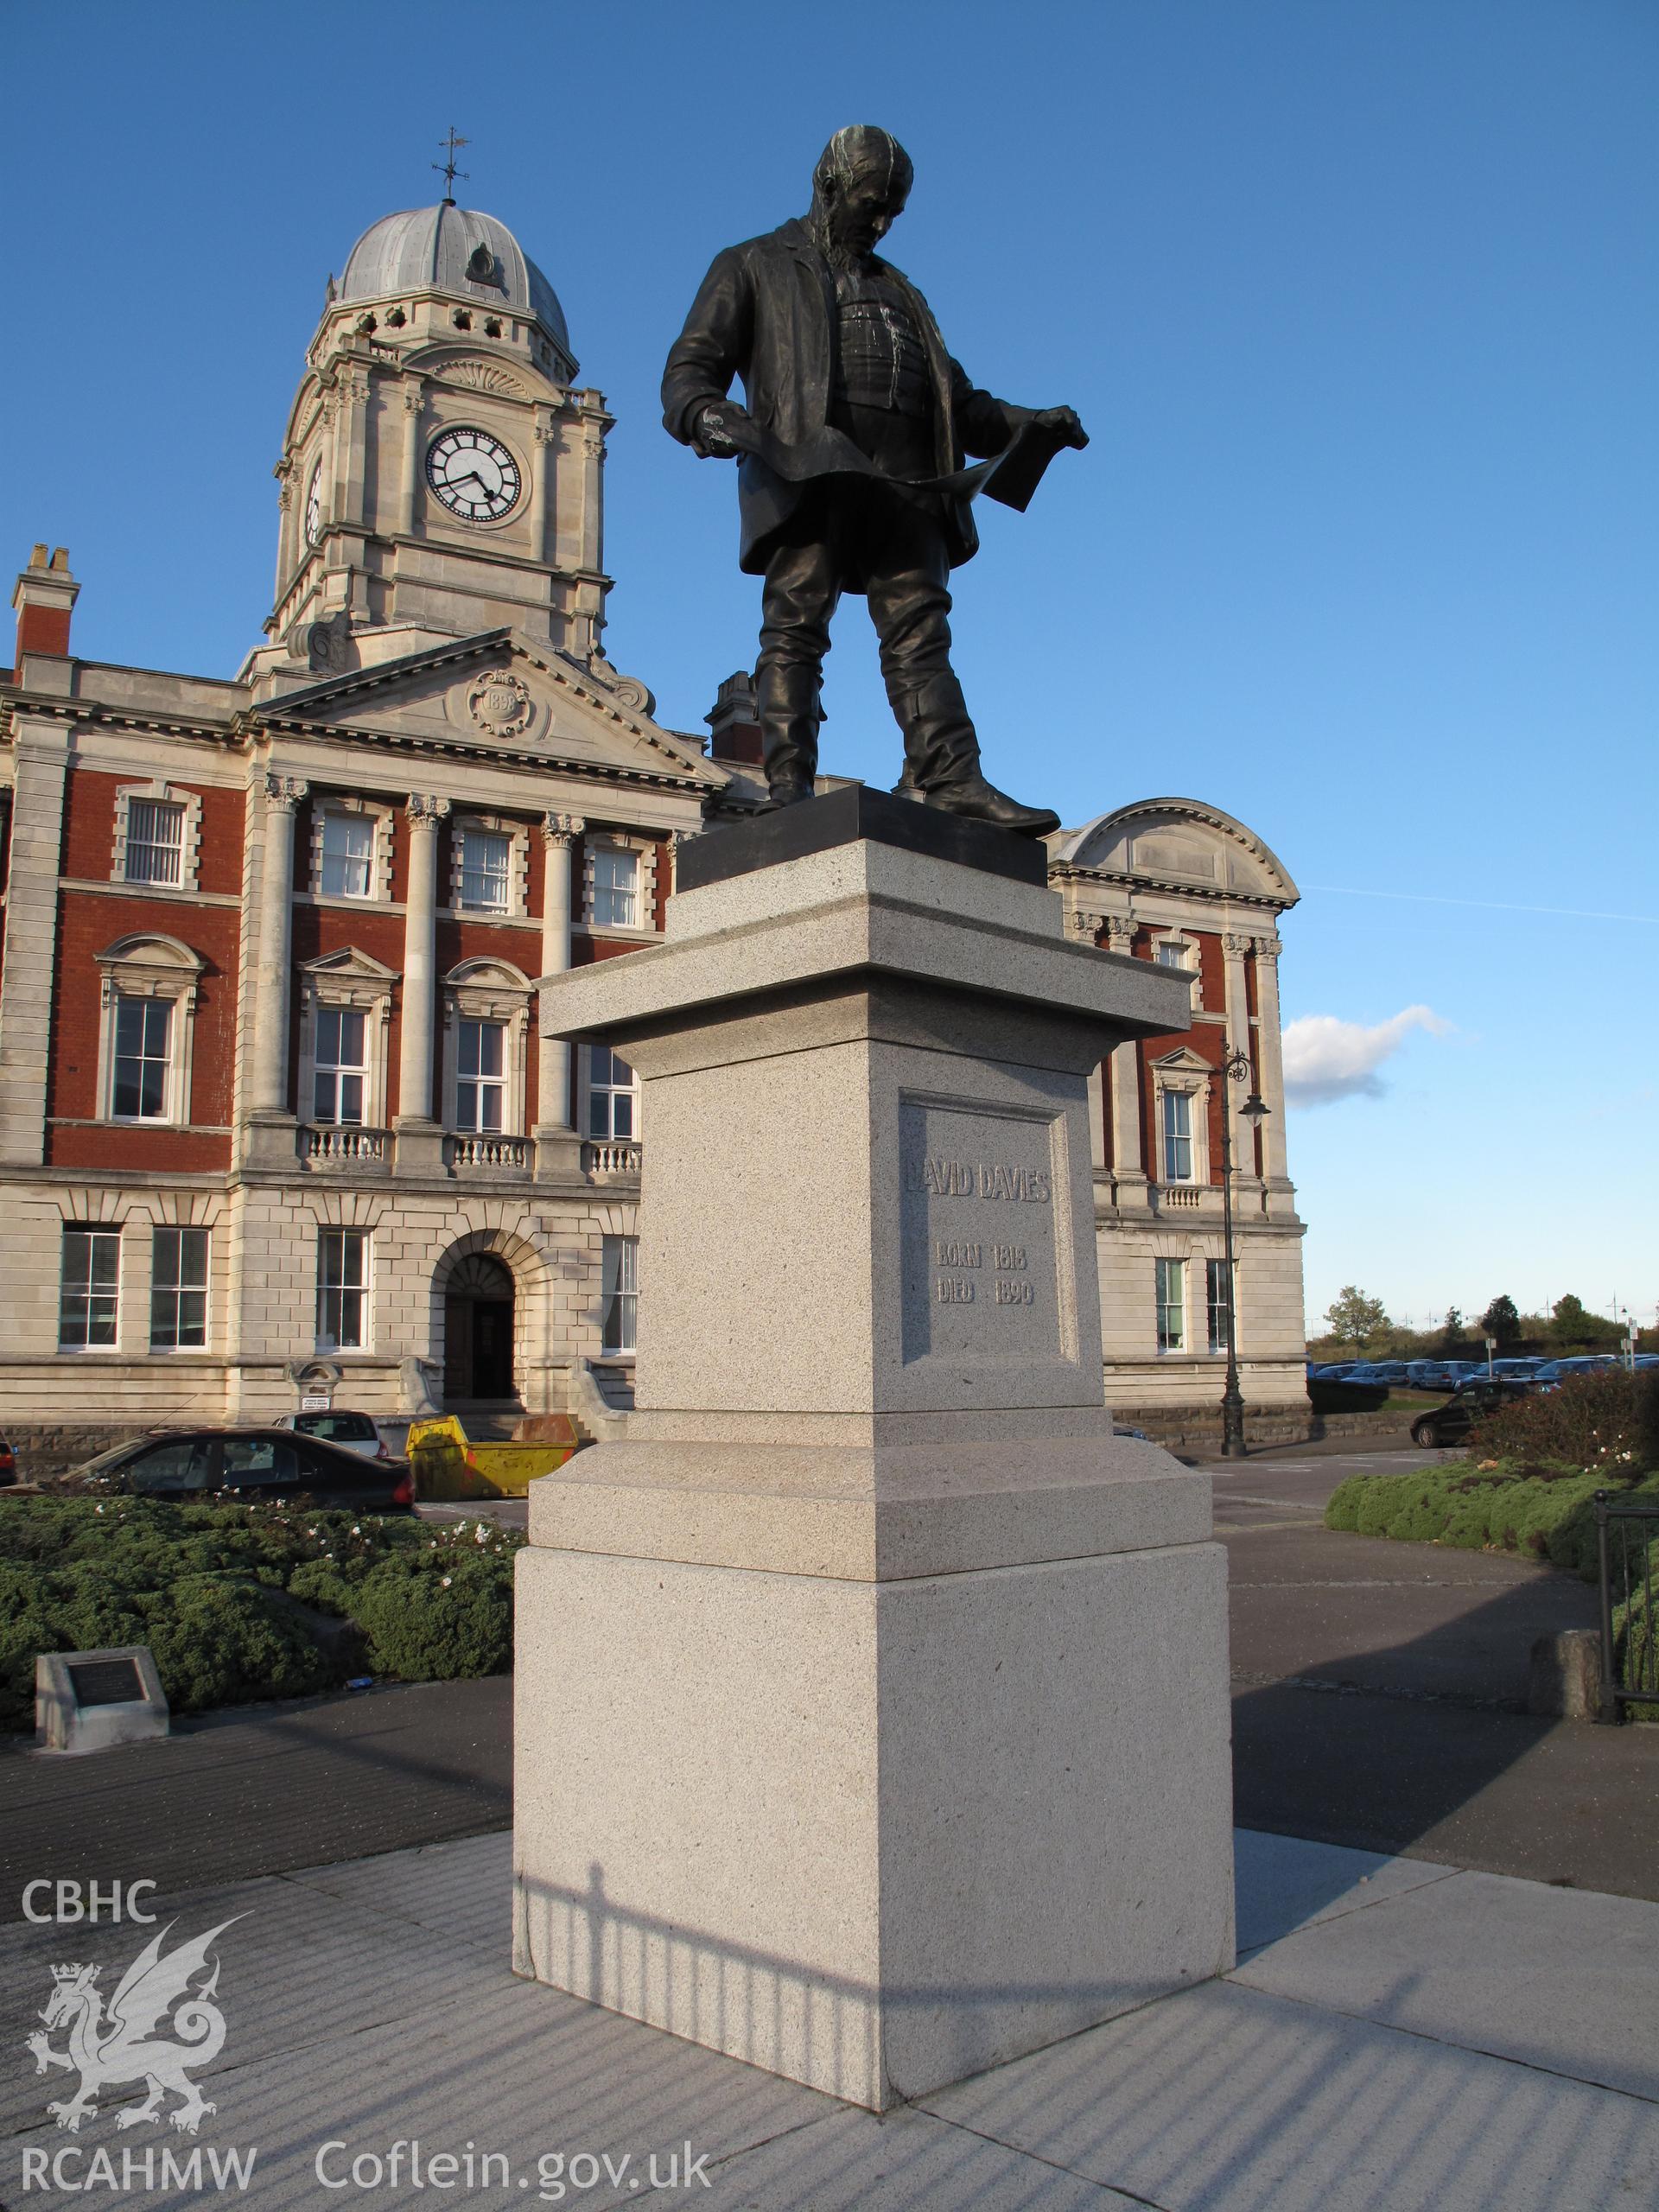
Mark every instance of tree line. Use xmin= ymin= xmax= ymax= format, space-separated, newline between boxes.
xmin=1311 ymin=1287 xmax=1649 ymax=1363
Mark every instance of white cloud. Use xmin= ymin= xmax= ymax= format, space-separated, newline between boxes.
xmin=1281 ymin=1004 xmax=1451 ymax=1107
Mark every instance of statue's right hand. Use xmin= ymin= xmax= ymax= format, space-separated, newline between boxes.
xmin=691 ymin=404 xmax=749 ymax=459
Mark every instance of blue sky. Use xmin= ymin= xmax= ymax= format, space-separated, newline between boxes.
xmin=3 ymin=1 xmax=1654 ymax=1335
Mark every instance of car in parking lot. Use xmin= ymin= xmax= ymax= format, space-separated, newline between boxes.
xmin=1490 ymin=1357 xmax=1546 ymax=1380
xmin=1409 ymin=1376 xmax=1537 ymax=1449
xmin=0 ymin=1432 xmax=15 ymax=1486
xmin=60 ymin=1427 xmax=411 ymax=1508
xmin=272 ymin=1408 xmax=388 ymax=1460
xmin=1530 ymin=1354 xmax=1624 ymax=1383
xmin=1404 ymin=1359 xmax=1481 ymax=1392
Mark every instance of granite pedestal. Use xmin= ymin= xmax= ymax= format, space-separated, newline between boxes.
xmin=515 ymin=792 xmax=1235 ymax=2109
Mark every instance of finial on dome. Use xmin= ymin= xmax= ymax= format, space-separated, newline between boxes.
xmin=433 ymin=126 xmax=470 ymax=207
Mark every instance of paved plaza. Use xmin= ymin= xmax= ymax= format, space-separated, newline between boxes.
xmin=6 ymin=1446 xmax=1656 ymax=2206
xmin=3 ymin=1825 xmax=1656 ymax=2210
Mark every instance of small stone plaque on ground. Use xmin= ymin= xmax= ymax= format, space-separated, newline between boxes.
xmin=37 ymin=1645 xmax=168 ymax=1753
xmin=67 ymin=1657 xmax=146 ymax=1707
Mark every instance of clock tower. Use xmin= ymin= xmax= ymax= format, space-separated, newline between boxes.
xmin=247 ymin=200 xmax=613 ymax=688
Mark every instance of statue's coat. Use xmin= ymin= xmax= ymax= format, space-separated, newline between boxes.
xmin=662 ymin=219 xmax=1030 ymax=575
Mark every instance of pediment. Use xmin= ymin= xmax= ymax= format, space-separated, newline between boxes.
xmin=1052 ymin=798 xmax=1298 ymax=904
xmin=447 ymin=956 xmax=532 ymax=992
xmin=97 ymin=932 xmax=205 ymax=975
xmin=300 ymin=946 xmax=400 ymax=984
xmin=1149 ymin=1046 xmax=1213 ymax=1078
xmin=261 ymin=631 xmax=723 ymax=790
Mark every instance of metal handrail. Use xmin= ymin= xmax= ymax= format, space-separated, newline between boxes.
xmin=1594 ymin=1490 xmax=1659 ymax=1722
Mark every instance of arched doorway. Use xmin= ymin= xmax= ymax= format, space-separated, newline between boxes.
xmin=443 ymin=1252 xmax=516 ymax=1402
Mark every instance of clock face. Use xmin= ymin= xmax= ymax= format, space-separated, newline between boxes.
xmin=305 ymin=461 xmax=322 ymax=548
xmin=426 ymin=427 xmax=522 ymax=522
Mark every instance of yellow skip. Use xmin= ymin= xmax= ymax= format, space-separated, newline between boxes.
xmin=406 ymin=1414 xmax=579 ymax=1500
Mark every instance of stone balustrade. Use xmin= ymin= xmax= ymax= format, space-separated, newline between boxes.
xmin=300 ymin=1123 xmax=390 ymax=1166
xmin=448 ymin=1133 xmax=531 ymax=1173
xmin=582 ymin=1138 xmax=642 ymax=1178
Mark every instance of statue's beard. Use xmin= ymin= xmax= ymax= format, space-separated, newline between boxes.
xmin=807 ymin=203 xmax=874 ymax=273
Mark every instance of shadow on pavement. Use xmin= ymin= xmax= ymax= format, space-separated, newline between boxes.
xmin=1233 ymin=1574 xmax=1659 ymax=1898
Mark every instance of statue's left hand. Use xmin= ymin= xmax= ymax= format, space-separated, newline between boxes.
xmin=1033 ymin=406 xmax=1089 ymax=450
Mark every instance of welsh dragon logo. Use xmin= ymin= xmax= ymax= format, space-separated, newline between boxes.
xmin=25 ymin=1918 xmax=241 ymax=2135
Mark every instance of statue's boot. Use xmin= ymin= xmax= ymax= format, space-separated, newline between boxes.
xmin=756 ymin=660 xmax=822 ymax=810
xmin=895 ymin=673 xmax=1060 ymax=839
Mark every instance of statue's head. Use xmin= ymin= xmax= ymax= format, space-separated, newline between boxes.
xmin=810 ymin=126 xmax=913 ymax=263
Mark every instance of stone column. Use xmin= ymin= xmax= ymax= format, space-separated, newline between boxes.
xmin=1252 ymin=934 xmax=1289 ymax=1185
xmin=393 ymin=794 xmax=449 ymax=1173
xmin=245 ymin=772 xmax=307 ymax=1166
xmin=1066 ymin=909 xmax=1109 ymax=1176
xmin=334 ymin=365 xmax=370 ymax=531
xmin=0 ymin=715 xmax=70 ymax=1165
xmin=272 ymin=459 xmax=295 ymax=600
xmin=320 ymin=391 xmax=341 ymax=540
xmin=530 ymin=410 xmax=556 ymax=565
xmin=1101 ymin=918 xmax=1146 ymax=1198
xmin=1222 ymin=931 xmax=1255 ymax=1184
xmin=397 ymin=377 xmax=424 ymax=536
xmin=535 ymin=812 xmax=584 ymax=1179
xmin=577 ymin=404 xmax=607 ymax=576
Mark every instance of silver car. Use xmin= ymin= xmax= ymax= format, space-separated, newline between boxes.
xmin=271 ymin=1408 xmax=387 ymax=1461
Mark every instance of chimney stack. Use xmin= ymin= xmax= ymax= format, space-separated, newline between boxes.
xmin=705 ymin=670 xmax=763 ymax=766
xmin=11 ymin=546 xmax=79 ymax=670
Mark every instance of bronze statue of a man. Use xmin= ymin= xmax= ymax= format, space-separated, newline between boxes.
xmin=662 ymin=125 xmax=1088 ymax=836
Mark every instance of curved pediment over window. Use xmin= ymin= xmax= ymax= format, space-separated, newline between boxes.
xmin=445 ymin=956 xmax=532 ymax=994
xmin=1051 ymin=799 xmax=1298 ymax=906
xmin=96 ymin=932 xmax=206 ymax=978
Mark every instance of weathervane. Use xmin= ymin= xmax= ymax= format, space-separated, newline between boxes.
xmin=433 ymin=128 xmax=470 ymax=205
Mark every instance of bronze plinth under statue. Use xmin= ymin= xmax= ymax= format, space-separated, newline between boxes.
xmin=663 ymin=124 xmax=1088 ymax=838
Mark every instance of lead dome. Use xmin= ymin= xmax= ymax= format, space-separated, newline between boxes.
xmin=339 ymin=203 xmax=574 ymax=366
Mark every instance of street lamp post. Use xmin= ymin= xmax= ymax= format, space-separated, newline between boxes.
xmin=1217 ymin=1047 xmax=1270 ymax=1459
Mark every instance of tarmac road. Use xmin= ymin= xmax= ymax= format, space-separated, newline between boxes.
xmin=1217 ymin=1445 xmax=1659 ymax=1900
xmin=3 ymin=1446 xmax=1656 ymax=1915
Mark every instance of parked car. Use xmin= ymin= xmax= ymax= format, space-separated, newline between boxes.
xmin=1409 ymin=1377 xmax=1537 ymax=1449
xmin=1313 ymin=1362 xmax=1363 ymax=1380
xmin=60 ymin=1427 xmax=411 ymax=1508
xmin=1531 ymin=1355 xmax=1623 ymax=1385
xmin=273 ymin=1408 xmax=388 ymax=1460
xmin=0 ymin=1432 xmax=16 ymax=1486
xmin=1490 ymin=1357 xmax=1545 ymax=1380
xmin=1341 ymin=1361 xmax=1412 ymax=1387
xmin=1404 ymin=1360 xmax=1459 ymax=1391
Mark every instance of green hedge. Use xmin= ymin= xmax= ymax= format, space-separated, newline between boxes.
xmin=0 ymin=1497 xmax=523 ymax=1732
xmin=1324 ymin=1459 xmax=1659 ymax=1573
xmin=1325 ymin=1459 xmax=1659 ymax=1710
xmin=1466 ymin=1369 xmax=1659 ymax=1476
